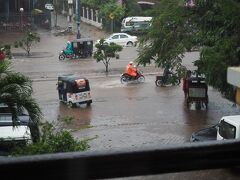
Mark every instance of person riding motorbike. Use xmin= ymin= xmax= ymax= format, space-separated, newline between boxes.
xmin=125 ymin=61 xmax=137 ymax=79
xmin=64 ymin=41 xmax=73 ymax=56
xmin=163 ymin=65 xmax=173 ymax=83
xmin=182 ymin=70 xmax=192 ymax=98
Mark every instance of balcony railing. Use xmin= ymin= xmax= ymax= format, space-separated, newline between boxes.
xmin=1 ymin=139 xmax=240 ymax=179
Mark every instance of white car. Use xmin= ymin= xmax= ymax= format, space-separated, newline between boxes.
xmin=0 ymin=116 xmax=32 ymax=155
xmin=97 ymin=33 xmax=138 ymax=47
xmin=45 ymin=3 xmax=54 ymax=11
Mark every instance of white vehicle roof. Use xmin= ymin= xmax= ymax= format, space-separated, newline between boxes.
xmin=123 ymin=16 xmax=152 ymax=22
xmin=110 ymin=33 xmax=130 ymax=36
xmin=220 ymin=115 xmax=240 ymax=127
xmin=0 ymin=125 xmax=31 ymax=140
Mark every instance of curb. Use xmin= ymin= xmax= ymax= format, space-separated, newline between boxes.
xmin=31 ymin=72 xmax=161 ymax=82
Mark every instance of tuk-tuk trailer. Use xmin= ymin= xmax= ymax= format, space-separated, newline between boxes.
xmin=186 ymin=76 xmax=208 ymax=109
xmin=72 ymin=38 xmax=93 ymax=58
xmin=57 ymin=74 xmax=92 ymax=107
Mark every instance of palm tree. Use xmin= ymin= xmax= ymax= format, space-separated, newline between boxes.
xmin=0 ymin=60 xmax=43 ymax=141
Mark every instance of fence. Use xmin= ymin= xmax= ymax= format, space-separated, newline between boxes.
xmin=0 ymin=12 xmax=51 ymax=32
xmin=80 ymin=7 xmax=102 ymax=29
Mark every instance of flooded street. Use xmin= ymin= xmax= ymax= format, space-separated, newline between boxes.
xmin=9 ymin=29 xmax=239 ymax=150
xmin=5 ymin=26 xmax=240 ymax=179
xmin=32 ymin=75 xmax=240 ymax=150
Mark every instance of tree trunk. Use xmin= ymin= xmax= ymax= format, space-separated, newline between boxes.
xmin=27 ymin=46 xmax=30 ymax=56
xmin=105 ymin=62 xmax=109 ymax=73
xmin=55 ymin=13 xmax=58 ymax=27
xmin=27 ymin=50 xmax=30 ymax=56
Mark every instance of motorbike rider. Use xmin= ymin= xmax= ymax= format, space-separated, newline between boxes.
xmin=183 ymin=70 xmax=191 ymax=97
xmin=125 ymin=61 xmax=137 ymax=79
xmin=64 ymin=41 xmax=73 ymax=55
xmin=163 ymin=65 xmax=173 ymax=83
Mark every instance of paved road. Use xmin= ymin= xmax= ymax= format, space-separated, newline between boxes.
xmin=32 ymin=74 xmax=239 ymax=151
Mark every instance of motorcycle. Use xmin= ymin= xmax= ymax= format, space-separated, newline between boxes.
xmin=155 ymin=72 xmax=181 ymax=87
xmin=120 ymin=69 xmax=145 ymax=84
xmin=58 ymin=50 xmax=74 ymax=61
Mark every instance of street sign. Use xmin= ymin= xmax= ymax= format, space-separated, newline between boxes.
xmin=109 ymin=13 xmax=114 ymax=20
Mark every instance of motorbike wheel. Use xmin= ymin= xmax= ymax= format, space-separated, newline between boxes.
xmin=195 ymin=102 xmax=201 ymax=110
xmin=67 ymin=102 xmax=76 ymax=108
xmin=205 ymin=102 xmax=208 ymax=110
xmin=59 ymin=54 xmax=65 ymax=61
xmin=155 ymin=80 xmax=163 ymax=87
xmin=86 ymin=101 xmax=92 ymax=106
xmin=120 ymin=75 xmax=128 ymax=84
xmin=137 ymin=75 xmax=145 ymax=83
xmin=177 ymin=78 xmax=181 ymax=85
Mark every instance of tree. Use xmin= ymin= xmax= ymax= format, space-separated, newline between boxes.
xmin=123 ymin=0 xmax=143 ymax=16
xmin=53 ymin=0 xmax=65 ymax=27
xmin=10 ymin=120 xmax=91 ymax=156
xmin=99 ymin=0 xmax=125 ymax=21
xmin=136 ymin=0 xmax=240 ymax=100
xmin=94 ymin=39 xmax=123 ymax=73
xmin=14 ymin=31 xmax=40 ymax=56
xmin=82 ymin=0 xmax=125 ymax=31
xmin=0 ymin=60 xmax=42 ymax=132
xmin=0 ymin=44 xmax=11 ymax=60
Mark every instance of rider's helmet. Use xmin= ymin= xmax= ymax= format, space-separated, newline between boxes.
xmin=67 ymin=41 xmax=71 ymax=44
xmin=129 ymin=61 xmax=133 ymax=65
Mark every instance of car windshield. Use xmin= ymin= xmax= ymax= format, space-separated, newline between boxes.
xmin=218 ymin=120 xmax=236 ymax=139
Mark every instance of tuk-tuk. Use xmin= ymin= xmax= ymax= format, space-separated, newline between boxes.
xmin=57 ymin=74 xmax=92 ymax=107
xmin=186 ymin=75 xmax=208 ymax=109
xmin=72 ymin=38 xmax=93 ymax=58
xmin=59 ymin=38 xmax=93 ymax=60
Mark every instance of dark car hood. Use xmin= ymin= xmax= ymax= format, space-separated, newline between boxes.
xmin=190 ymin=125 xmax=217 ymax=142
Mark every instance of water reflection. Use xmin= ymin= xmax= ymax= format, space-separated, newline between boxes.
xmin=57 ymin=102 xmax=92 ymax=129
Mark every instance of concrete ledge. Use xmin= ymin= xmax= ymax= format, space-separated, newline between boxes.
xmin=227 ymin=67 xmax=240 ymax=87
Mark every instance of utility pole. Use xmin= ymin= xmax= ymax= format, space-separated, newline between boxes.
xmin=68 ymin=0 xmax=73 ymax=32
xmin=76 ymin=0 xmax=81 ymax=39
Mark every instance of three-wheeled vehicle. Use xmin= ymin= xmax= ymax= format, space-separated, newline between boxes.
xmin=57 ymin=74 xmax=92 ymax=107
xmin=186 ymin=75 xmax=208 ymax=109
xmin=59 ymin=38 xmax=93 ymax=60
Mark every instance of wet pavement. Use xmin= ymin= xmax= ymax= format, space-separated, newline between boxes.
xmin=1 ymin=14 xmax=240 ymax=179
xmin=32 ymin=75 xmax=240 ymax=151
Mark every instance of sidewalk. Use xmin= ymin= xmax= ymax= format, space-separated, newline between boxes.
xmin=51 ymin=13 xmax=110 ymax=41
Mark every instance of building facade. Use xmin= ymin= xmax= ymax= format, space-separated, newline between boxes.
xmin=227 ymin=67 xmax=240 ymax=105
xmin=0 ymin=0 xmax=35 ymax=19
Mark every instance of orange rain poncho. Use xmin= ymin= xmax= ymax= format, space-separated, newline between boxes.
xmin=125 ymin=63 xmax=137 ymax=77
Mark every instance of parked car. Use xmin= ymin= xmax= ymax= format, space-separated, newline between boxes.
xmin=0 ymin=115 xmax=32 ymax=155
xmin=96 ymin=33 xmax=138 ymax=47
xmin=0 ymin=103 xmax=39 ymax=151
xmin=45 ymin=3 xmax=54 ymax=11
xmin=190 ymin=115 xmax=240 ymax=142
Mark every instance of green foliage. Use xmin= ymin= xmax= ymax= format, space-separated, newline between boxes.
xmin=0 ymin=60 xmax=42 ymax=126
xmin=81 ymin=0 xmax=106 ymax=8
xmin=124 ymin=0 xmax=143 ymax=16
xmin=0 ymin=44 xmax=12 ymax=59
xmin=11 ymin=120 xmax=90 ymax=156
xmin=81 ymin=0 xmax=125 ymax=31
xmin=14 ymin=31 xmax=40 ymax=56
xmin=82 ymin=0 xmax=125 ymax=20
xmin=137 ymin=0 xmax=240 ymax=101
xmin=98 ymin=0 xmax=125 ymax=21
xmin=94 ymin=39 xmax=123 ymax=72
